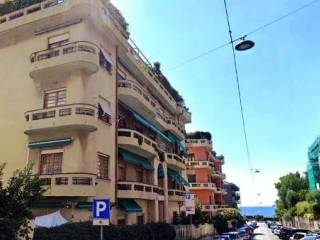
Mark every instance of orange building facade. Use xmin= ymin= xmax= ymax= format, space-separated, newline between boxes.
xmin=185 ymin=136 xmax=226 ymax=215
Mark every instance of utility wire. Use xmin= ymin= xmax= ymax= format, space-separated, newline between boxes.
xmin=165 ymin=0 xmax=320 ymax=73
xmin=223 ymin=0 xmax=253 ymax=173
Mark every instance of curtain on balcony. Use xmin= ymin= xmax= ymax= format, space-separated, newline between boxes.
xmin=118 ymin=148 xmax=153 ymax=171
xmin=130 ymin=110 xmax=173 ymax=144
xmin=167 ymin=132 xmax=188 ymax=157
xmin=28 ymin=138 xmax=72 ymax=149
xmin=167 ymin=168 xmax=189 ymax=186
xmin=118 ymin=198 xmax=142 ymax=213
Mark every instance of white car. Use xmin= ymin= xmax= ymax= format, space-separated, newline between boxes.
xmin=290 ymin=232 xmax=308 ymax=240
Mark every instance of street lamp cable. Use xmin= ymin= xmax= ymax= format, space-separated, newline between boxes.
xmin=165 ymin=0 xmax=320 ymax=73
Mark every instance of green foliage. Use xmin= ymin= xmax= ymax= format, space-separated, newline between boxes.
xmin=186 ymin=131 xmax=212 ymax=141
xmin=0 ymin=163 xmax=44 ymax=240
xmin=179 ymin=206 xmax=208 ymax=226
xmin=34 ymin=222 xmax=176 ymax=240
xmin=212 ymin=213 xmax=228 ymax=234
xmin=296 ymin=201 xmax=314 ymax=219
xmin=275 ymin=172 xmax=308 ymax=218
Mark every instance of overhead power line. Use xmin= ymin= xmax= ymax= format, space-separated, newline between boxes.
xmin=165 ymin=0 xmax=320 ymax=73
xmin=223 ymin=0 xmax=253 ymax=172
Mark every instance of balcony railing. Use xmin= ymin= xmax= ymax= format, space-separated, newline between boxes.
xmin=117 ymin=181 xmax=164 ymax=200
xmin=39 ymin=172 xmax=96 ymax=196
xmin=185 ymin=139 xmax=212 ymax=148
xmin=188 ymin=182 xmax=216 ymax=190
xmin=118 ymin=80 xmax=184 ymax=132
xmin=201 ymin=204 xmax=228 ymax=211
xmin=118 ymin=128 xmax=158 ymax=156
xmin=0 ymin=0 xmax=66 ymax=24
xmin=187 ymin=160 xmax=214 ymax=169
xmin=166 ymin=153 xmax=186 ymax=170
xmin=24 ymin=103 xmax=98 ymax=134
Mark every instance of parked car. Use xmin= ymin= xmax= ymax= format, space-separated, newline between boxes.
xmin=279 ymin=228 xmax=310 ymax=240
xmin=238 ymin=226 xmax=253 ymax=239
xmin=213 ymin=235 xmax=232 ymax=240
xmin=290 ymin=232 xmax=308 ymax=240
xmin=301 ymin=235 xmax=320 ymax=240
xmin=222 ymin=232 xmax=242 ymax=240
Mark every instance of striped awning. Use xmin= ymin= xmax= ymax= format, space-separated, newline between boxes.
xmin=167 ymin=168 xmax=189 ymax=186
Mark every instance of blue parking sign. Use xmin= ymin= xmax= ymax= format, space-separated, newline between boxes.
xmin=93 ymin=199 xmax=110 ymax=225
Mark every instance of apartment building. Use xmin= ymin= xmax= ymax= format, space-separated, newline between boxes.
xmin=223 ymin=181 xmax=240 ymax=208
xmin=0 ymin=0 xmax=191 ymax=225
xmin=307 ymin=136 xmax=320 ymax=191
xmin=185 ymin=132 xmax=226 ymax=216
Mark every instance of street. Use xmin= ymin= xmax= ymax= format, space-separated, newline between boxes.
xmin=253 ymin=223 xmax=279 ymax=240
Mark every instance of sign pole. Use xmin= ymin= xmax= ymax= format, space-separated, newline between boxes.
xmin=190 ymin=214 xmax=192 ymax=225
xmin=100 ymin=225 xmax=103 ymax=240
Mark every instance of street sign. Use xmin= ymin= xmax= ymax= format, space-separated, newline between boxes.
xmin=184 ymin=193 xmax=195 ymax=215
xmin=92 ymin=199 xmax=110 ymax=226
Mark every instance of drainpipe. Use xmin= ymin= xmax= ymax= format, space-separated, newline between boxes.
xmin=114 ymin=45 xmax=119 ymax=206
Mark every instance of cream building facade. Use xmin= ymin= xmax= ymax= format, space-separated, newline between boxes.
xmin=0 ymin=0 xmax=191 ymax=225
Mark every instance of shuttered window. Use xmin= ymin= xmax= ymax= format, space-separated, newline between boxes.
xmin=40 ymin=152 xmax=63 ymax=175
xmin=97 ymin=154 xmax=109 ymax=179
xmin=44 ymin=89 xmax=66 ymax=108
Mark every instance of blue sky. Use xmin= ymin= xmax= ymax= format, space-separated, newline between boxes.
xmin=111 ymin=0 xmax=320 ymax=206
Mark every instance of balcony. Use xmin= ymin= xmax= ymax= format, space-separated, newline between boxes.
xmin=39 ymin=173 xmax=96 ymax=197
xmin=212 ymin=171 xmax=224 ymax=178
xmin=0 ymin=0 xmax=90 ymax=40
xmin=168 ymin=189 xmax=186 ymax=202
xmin=118 ymin=80 xmax=182 ymax=132
xmin=30 ymin=41 xmax=99 ymax=81
xmin=166 ymin=119 xmax=185 ymax=140
xmin=24 ymin=103 xmax=98 ymax=134
xmin=201 ymin=204 xmax=227 ymax=212
xmin=187 ymin=160 xmax=214 ymax=170
xmin=118 ymin=128 xmax=158 ymax=158
xmin=185 ymin=139 xmax=212 ymax=149
xmin=166 ymin=153 xmax=186 ymax=170
xmin=177 ymin=105 xmax=192 ymax=124
xmin=188 ymin=182 xmax=216 ymax=191
xmin=117 ymin=181 xmax=164 ymax=201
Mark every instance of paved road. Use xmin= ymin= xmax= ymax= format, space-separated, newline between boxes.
xmin=253 ymin=223 xmax=280 ymax=240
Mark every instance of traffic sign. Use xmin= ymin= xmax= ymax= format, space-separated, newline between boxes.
xmin=92 ymin=199 xmax=110 ymax=226
xmin=184 ymin=194 xmax=195 ymax=215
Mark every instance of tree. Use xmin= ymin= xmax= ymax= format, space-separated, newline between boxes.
xmin=275 ymin=172 xmax=308 ymax=218
xmin=0 ymin=163 xmax=44 ymax=240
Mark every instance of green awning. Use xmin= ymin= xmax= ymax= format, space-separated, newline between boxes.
xmin=119 ymin=148 xmax=153 ymax=171
xmin=76 ymin=202 xmax=92 ymax=209
xmin=167 ymin=132 xmax=188 ymax=157
xmin=118 ymin=199 xmax=142 ymax=213
xmin=168 ymin=168 xmax=189 ymax=186
xmin=158 ymin=164 xmax=164 ymax=178
xmin=28 ymin=138 xmax=72 ymax=149
xmin=131 ymin=111 xmax=172 ymax=144
xmin=32 ymin=201 xmax=66 ymax=208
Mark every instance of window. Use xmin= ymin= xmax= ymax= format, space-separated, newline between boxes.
xmin=48 ymin=33 xmax=69 ymax=49
xmin=40 ymin=152 xmax=63 ymax=175
xmin=137 ymin=214 xmax=144 ymax=225
xmin=44 ymin=89 xmax=66 ymax=108
xmin=117 ymin=218 xmax=126 ymax=226
xmin=98 ymin=154 xmax=109 ymax=179
xmin=136 ymin=169 xmax=143 ymax=183
xmin=118 ymin=160 xmax=126 ymax=181
xmin=98 ymin=99 xmax=112 ymax=124
xmin=117 ymin=68 xmax=126 ymax=81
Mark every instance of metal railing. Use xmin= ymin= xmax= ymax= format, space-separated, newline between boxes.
xmin=166 ymin=153 xmax=185 ymax=165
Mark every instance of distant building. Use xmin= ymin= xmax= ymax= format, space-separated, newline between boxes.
xmin=185 ymin=131 xmax=227 ymax=216
xmin=223 ymin=182 xmax=240 ymax=208
xmin=307 ymin=136 xmax=320 ymax=191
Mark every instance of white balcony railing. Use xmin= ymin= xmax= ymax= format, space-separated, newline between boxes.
xmin=39 ymin=172 xmax=96 ymax=197
xmin=24 ymin=103 xmax=98 ymax=134
xmin=117 ymin=181 xmax=164 ymax=200
xmin=188 ymin=182 xmax=216 ymax=190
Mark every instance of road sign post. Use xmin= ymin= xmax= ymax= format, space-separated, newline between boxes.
xmin=184 ymin=193 xmax=195 ymax=225
xmin=93 ymin=199 xmax=111 ymax=240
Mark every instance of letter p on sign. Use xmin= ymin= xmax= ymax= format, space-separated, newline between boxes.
xmin=93 ymin=199 xmax=110 ymax=225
